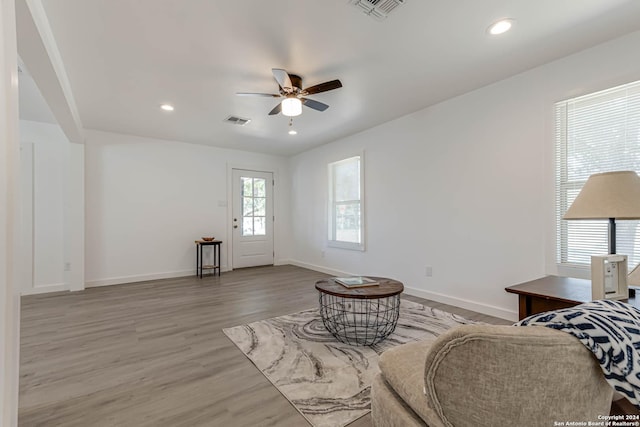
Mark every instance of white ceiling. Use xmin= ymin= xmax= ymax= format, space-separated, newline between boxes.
xmin=18 ymin=0 xmax=640 ymax=155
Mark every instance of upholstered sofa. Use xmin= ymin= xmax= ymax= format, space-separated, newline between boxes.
xmin=371 ymin=324 xmax=613 ymax=427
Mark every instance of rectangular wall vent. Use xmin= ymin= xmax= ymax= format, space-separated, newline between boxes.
xmin=349 ymin=0 xmax=405 ymax=20
xmin=224 ymin=116 xmax=251 ymax=126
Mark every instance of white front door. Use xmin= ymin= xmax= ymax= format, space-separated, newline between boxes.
xmin=232 ymin=169 xmax=274 ymax=268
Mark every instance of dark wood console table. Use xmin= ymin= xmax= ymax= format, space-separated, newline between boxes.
xmin=505 ymin=275 xmax=638 ymax=320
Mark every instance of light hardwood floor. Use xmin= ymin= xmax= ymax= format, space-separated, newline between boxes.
xmin=19 ymin=265 xmax=511 ymax=426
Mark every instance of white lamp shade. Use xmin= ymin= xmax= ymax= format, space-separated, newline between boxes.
xmin=281 ymin=97 xmax=302 ymax=117
xmin=629 ymin=264 xmax=640 ymax=287
xmin=563 ymin=171 xmax=640 ymax=220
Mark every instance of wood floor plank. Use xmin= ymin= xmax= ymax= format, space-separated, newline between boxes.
xmin=19 ymin=265 xmax=510 ymax=426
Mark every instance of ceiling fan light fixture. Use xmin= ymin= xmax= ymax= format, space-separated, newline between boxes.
xmin=282 ymin=97 xmax=302 ymax=117
xmin=239 ymin=68 xmax=341 ymax=116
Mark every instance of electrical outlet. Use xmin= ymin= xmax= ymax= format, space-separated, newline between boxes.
xmin=425 ymin=266 xmax=432 ymax=277
xmin=64 ymin=262 xmax=71 ymax=271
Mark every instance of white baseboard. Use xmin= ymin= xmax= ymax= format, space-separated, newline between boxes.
xmin=51 ymin=260 xmax=519 ymax=321
xmin=285 ymin=259 xmax=517 ymax=322
xmin=284 ymin=259 xmax=351 ymax=277
xmin=21 ymin=283 xmax=68 ymax=296
xmin=86 ymin=269 xmax=195 ymax=288
xmin=404 ymin=286 xmax=518 ymax=322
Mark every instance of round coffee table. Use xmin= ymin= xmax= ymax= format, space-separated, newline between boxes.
xmin=315 ymin=277 xmax=404 ymax=346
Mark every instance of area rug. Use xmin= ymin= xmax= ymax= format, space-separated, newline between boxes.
xmin=223 ymin=300 xmax=476 ymax=427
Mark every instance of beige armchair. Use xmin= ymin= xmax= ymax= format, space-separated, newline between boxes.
xmin=372 ymin=324 xmax=613 ymax=427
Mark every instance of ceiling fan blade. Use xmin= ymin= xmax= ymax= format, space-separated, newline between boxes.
xmin=236 ymin=92 xmax=281 ymax=98
xmin=303 ymin=79 xmax=342 ymax=95
xmin=272 ymin=68 xmax=293 ymax=92
xmin=301 ymin=98 xmax=329 ymax=112
xmin=268 ymin=102 xmax=282 ymax=116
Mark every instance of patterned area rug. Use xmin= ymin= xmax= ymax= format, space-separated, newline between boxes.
xmin=223 ymin=299 xmax=475 ymax=427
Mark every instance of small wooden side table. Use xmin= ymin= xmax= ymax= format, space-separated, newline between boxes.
xmin=195 ymin=240 xmax=222 ymax=278
xmin=505 ymin=275 xmax=638 ymax=320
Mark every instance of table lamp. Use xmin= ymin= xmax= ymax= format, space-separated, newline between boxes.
xmin=563 ymin=171 xmax=640 ymax=299
xmin=630 ymin=264 xmax=640 ymax=287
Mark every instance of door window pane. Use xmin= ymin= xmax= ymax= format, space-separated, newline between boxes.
xmin=243 ymin=197 xmax=254 ymax=216
xmin=242 ymin=177 xmax=253 ymax=197
xmin=254 ymin=217 xmax=266 ymax=236
xmin=254 ymin=197 xmax=266 ymax=216
xmin=242 ymin=217 xmax=253 ymax=236
xmin=241 ymin=177 xmax=268 ymax=237
xmin=254 ymin=178 xmax=266 ymax=197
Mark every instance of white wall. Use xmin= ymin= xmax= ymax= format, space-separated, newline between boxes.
xmin=19 ymin=120 xmax=84 ymax=295
xmin=27 ymin=122 xmax=65 ymax=289
xmin=288 ymin=30 xmax=640 ymax=321
xmin=84 ymin=130 xmax=290 ymax=286
xmin=65 ymin=142 xmax=84 ymax=291
xmin=1 ymin=0 xmax=21 ymax=423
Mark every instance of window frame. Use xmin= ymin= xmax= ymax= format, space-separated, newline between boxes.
xmin=555 ymin=80 xmax=640 ymax=274
xmin=327 ymin=154 xmax=365 ymax=251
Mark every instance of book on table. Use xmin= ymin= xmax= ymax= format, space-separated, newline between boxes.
xmin=334 ymin=277 xmax=379 ymax=288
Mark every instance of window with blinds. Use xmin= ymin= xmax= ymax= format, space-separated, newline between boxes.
xmin=556 ymin=80 xmax=640 ymax=271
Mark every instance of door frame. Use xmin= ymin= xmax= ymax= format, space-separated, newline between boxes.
xmin=226 ymin=163 xmax=278 ymax=271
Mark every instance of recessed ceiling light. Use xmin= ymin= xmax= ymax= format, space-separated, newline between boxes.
xmin=160 ymin=104 xmax=174 ymax=112
xmin=487 ymin=18 xmax=514 ymax=36
xmin=288 ymin=129 xmax=298 ymax=135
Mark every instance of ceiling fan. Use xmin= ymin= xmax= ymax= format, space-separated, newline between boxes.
xmin=237 ymin=68 xmax=342 ymax=117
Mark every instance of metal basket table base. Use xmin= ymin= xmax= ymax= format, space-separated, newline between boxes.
xmin=318 ymin=292 xmax=401 ymax=346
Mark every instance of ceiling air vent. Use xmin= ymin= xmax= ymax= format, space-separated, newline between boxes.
xmin=224 ymin=116 xmax=251 ymax=126
xmin=349 ymin=0 xmax=405 ymax=20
